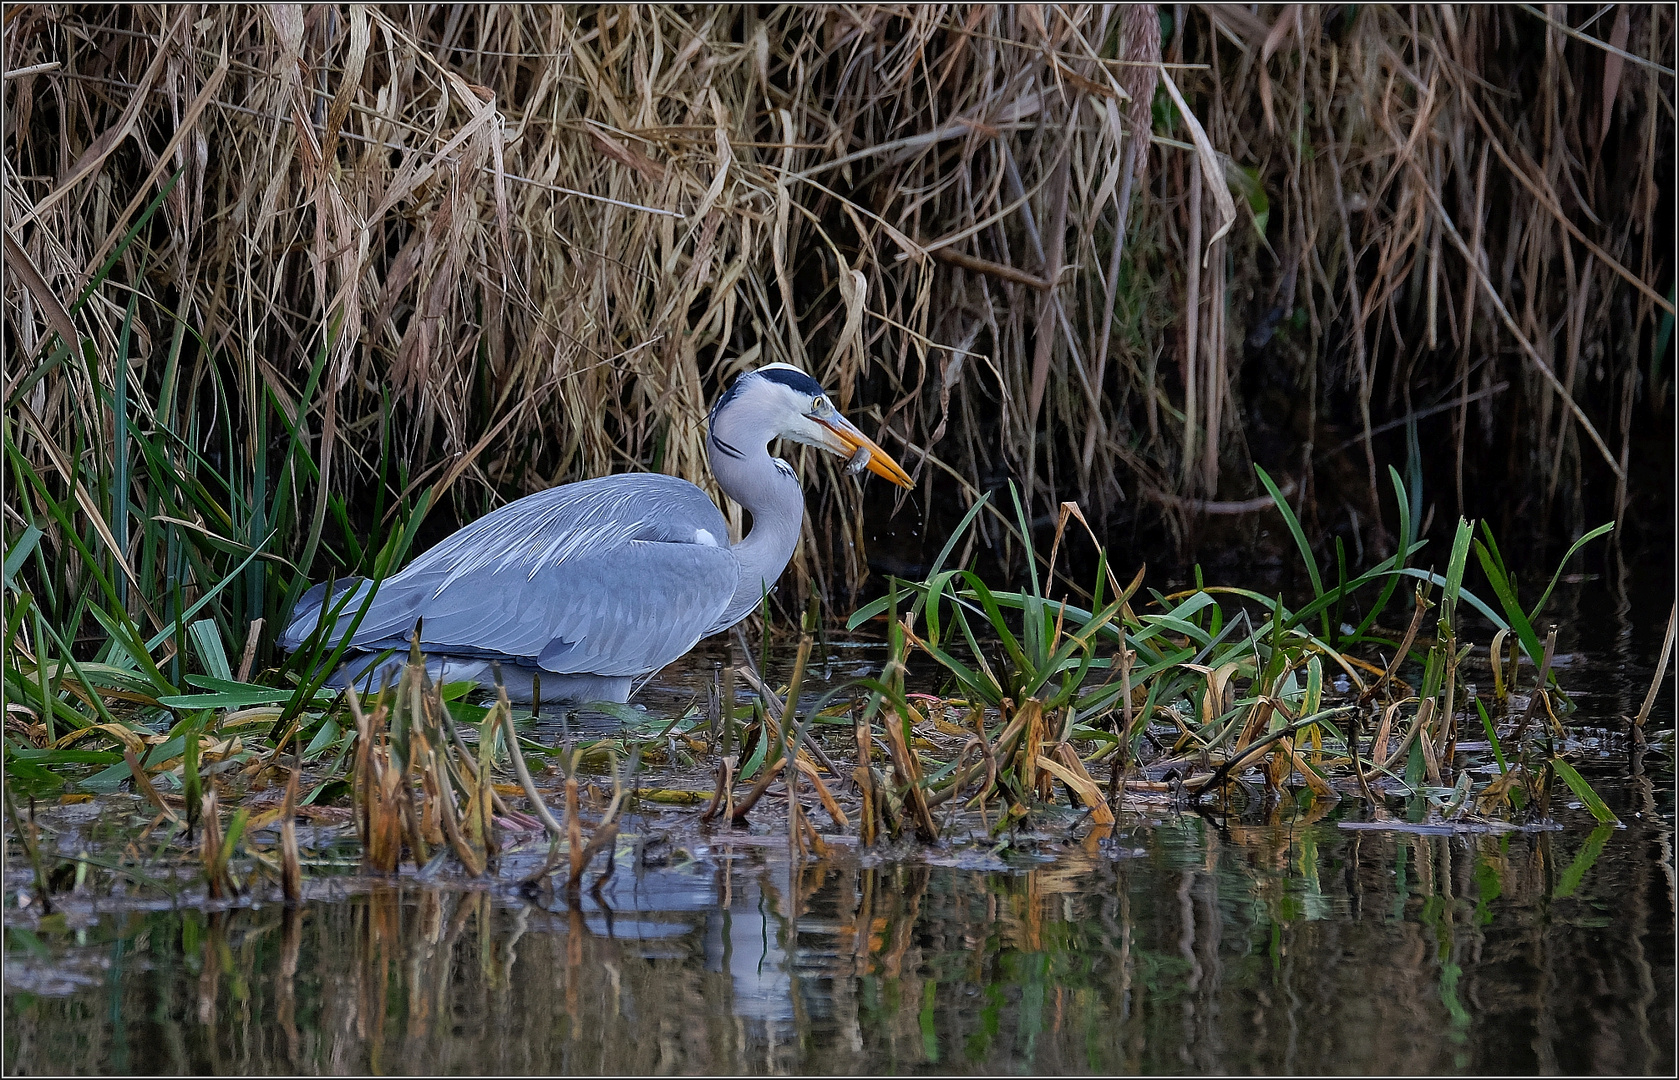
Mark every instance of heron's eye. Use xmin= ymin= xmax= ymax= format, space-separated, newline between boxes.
xmin=813 ymin=396 xmax=829 ymax=412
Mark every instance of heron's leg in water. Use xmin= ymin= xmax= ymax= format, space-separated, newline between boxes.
xmin=845 ymin=445 xmax=872 ymax=476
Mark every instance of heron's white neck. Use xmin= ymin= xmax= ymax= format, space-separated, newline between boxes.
xmin=707 ymin=409 xmax=805 ymax=632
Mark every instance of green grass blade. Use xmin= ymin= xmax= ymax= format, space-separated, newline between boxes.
xmin=7 ymin=439 xmax=130 ymax=630
xmin=85 ymin=604 xmax=159 ymax=680
xmin=69 ymin=169 xmax=182 ymax=316
xmin=302 ymin=717 xmax=343 ymax=760
xmin=1373 ymin=568 xmax=1506 ymax=633
xmin=1330 ymin=536 xmax=1348 ymax=648
xmin=5 ymin=341 xmax=71 ymax=412
xmin=141 ymin=543 xmax=267 ymax=653
xmin=218 ymin=807 xmax=251 ymax=871
xmin=112 ymin=288 xmax=138 ymax=610
xmin=928 ymin=493 xmax=991 ymax=581
xmin=916 ymin=637 xmax=999 ymax=704
xmin=1007 ymin=482 xmax=1042 ymax=600
xmin=3 ymin=591 xmax=31 ymax=651
xmin=187 ymin=619 xmax=233 ymax=682
xmin=1441 ymin=516 xmax=1474 ymax=629
xmin=1475 ymin=697 xmax=1507 ymax=774
xmin=27 ymin=612 xmax=127 ymax=730
xmin=158 ymin=683 xmax=321 ymax=709
xmin=1553 ymin=822 xmax=1614 ymax=899
xmin=1133 ymin=612 xmax=1214 ymax=649
xmin=846 ymin=584 xmax=902 ymax=630
xmin=1256 ymin=464 xmax=1322 ymax=602
xmin=1525 ymin=522 xmax=1614 ymax=627
xmin=3 ymin=526 xmax=43 ymax=589
xmin=1352 ymin=467 xmax=1416 ymax=641
xmin=280 ymin=488 xmax=433 ymax=722
xmin=960 ymin=571 xmax=1028 ymax=674
xmin=1024 ymin=593 xmax=1129 ymax=700
xmin=949 ymin=604 xmax=1005 ymax=704
xmin=1303 ymin=654 xmax=1323 ymax=717
xmin=1550 ymin=758 xmax=1618 ymax=824
xmin=181 ymin=717 xmax=203 ymax=820
xmin=287 ymin=331 xmax=339 ymax=580
xmin=1477 ymin=519 xmax=1513 ymax=586
xmin=1472 ymin=539 xmax=1543 ymax=667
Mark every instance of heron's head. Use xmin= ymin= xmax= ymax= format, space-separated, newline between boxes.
xmin=709 ymin=363 xmax=914 ymax=488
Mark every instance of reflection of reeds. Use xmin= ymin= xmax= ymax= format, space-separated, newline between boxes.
xmin=12 ymin=811 xmax=1665 ymax=1074
xmin=279 ymin=761 xmax=302 ymax=902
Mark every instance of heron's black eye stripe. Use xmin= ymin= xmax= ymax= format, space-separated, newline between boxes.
xmin=709 ymin=430 xmax=744 ymax=459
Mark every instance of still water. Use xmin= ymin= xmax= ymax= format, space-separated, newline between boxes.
xmin=4 ymin=798 xmax=1673 ymax=1075
xmin=4 ymin=579 xmax=1675 ymax=1075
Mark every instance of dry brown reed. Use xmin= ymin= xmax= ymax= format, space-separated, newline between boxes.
xmin=345 ymin=650 xmax=513 ymax=877
xmin=3 ymin=5 xmax=1671 ymax=625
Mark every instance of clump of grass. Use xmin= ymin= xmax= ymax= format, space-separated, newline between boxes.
xmin=0 ymin=469 xmax=1626 ymax=910
xmin=841 ymin=471 xmax=1620 ymax=833
xmin=340 ymin=638 xmax=642 ymax=888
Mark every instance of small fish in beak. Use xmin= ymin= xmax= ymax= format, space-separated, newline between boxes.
xmin=810 ymin=405 xmax=914 ymax=488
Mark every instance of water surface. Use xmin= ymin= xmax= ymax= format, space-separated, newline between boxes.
xmin=5 ymin=576 xmax=1674 ymax=1075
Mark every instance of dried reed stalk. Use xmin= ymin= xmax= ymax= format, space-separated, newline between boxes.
xmin=3 ymin=4 xmax=1667 ymax=626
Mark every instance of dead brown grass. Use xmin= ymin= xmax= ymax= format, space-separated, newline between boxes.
xmin=3 ymin=5 xmax=1671 ymax=621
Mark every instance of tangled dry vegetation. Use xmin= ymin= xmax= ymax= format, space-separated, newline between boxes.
xmin=3 ymin=5 xmax=1671 ymax=640
xmin=5 ymin=471 xmax=1640 ymax=908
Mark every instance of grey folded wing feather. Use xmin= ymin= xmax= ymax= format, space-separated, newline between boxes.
xmin=280 ymin=474 xmax=739 ymax=676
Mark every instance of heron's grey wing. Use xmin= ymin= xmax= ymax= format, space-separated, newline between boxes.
xmin=404 ymin=540 xmax=738 ymax=675
xmin=295 ymin=474 xmax=737 ymax=675
xmin=277 ymin=577 xmax=367 ymax=650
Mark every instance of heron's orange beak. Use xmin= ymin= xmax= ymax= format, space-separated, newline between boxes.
xmin=813 ymin=413 xmax=914 ymax=488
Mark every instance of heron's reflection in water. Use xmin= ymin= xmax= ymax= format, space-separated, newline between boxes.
xmin=566 ymin=836 xmax=832 ymax=1030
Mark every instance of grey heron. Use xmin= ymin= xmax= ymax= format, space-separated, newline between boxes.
xmin=278 ymin=364 xmax=913 ymax=702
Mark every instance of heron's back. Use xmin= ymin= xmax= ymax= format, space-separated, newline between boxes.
xmin=281 ymin=473 xmax=739 ymax=679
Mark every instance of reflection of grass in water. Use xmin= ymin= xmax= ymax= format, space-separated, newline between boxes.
xmin=919 ymin=980 xmax=940 ymax=1063
xmin=1015 ymin=952 xmax=1045 ymax=1061
xmin=6 ymin=810 xmax=1669 ymax=1075
xmin=1438 ymin=961 xmax=1472 ymax=1048
xmin=1419 ymin=893 xmax=1474 ymax=1047
xmin=1554 ymin=822 xmax=1615 ymax=900
xmin=1474 ymin=853 xmax=1504 ymax=926
xmin=965 ymin=982 xmax=1005 ymax=1063
xmin=1131 ymin=949 xmax=1196 ymax=1003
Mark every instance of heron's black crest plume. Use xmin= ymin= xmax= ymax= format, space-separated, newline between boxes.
xmin=709 ymin=364 xmax=824 ymax=428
